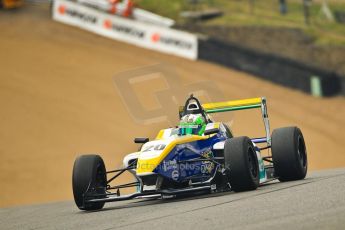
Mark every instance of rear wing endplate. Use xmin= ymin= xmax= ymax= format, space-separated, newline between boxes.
xmin=202 ymin=97 xmax=271 ymax=146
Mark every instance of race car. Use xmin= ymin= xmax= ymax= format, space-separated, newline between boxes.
xmin=72 ymin=95 xmax=308 ymax=211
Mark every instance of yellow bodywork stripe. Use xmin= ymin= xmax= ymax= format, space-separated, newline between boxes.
xmin=213 ymin=122 xmax=220 ymax=128
xmin=155 ymin=129 xmax=165 ymax=140
xmin=136 ymin=135 xmax=208 ymax=175
xmin=202 ymin=98 xmax=262 ymax=111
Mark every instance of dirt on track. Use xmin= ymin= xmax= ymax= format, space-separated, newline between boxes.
xmin=0 ymin=3 xmax=345 ymax=208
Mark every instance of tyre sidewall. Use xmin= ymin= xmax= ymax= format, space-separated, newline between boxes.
xmin=224 ymin=136 xmax=259 ymax=191
xmin=272 ymin=127 xmax=307 ymax=181
xmin=72 ymin=155 xmax=106 ymax=210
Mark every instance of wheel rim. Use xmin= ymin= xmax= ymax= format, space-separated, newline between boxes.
xmin=297 ymin=136 xmax=307 ymax=168
xmin=95 ymin=163 xmax=107 ymax=194
xmin=248 ymin=146 xmax=258 ymax=178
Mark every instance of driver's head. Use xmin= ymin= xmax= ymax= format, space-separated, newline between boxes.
xmin=179 ymin=114 xmax=206 ymax=136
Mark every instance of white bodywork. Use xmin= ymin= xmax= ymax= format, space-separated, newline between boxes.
xmin=123 ymin=124 xmax=220 ymax=168
xmin=123 ymin=124 xmax=268 ymax=184
xmin=123 ymin=151 xmax=140 ymax=168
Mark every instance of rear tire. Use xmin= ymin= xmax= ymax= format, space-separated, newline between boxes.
xmin=72 ymin=155 xmax=107 ymax=210
xmin=224 ymin=136 xmax=259 ymax=192
xmin=271 ymin=127 xmax=308 ymax=181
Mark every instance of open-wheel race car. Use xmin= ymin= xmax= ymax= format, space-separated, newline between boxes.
xmin=72 ymin=95 xmax=308 ymax=211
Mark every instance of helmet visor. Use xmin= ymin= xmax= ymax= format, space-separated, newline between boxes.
xmin=179 ymin=124 xmax=202 ymax=135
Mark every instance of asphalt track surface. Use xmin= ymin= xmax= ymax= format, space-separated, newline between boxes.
xmin=1 ymin=168 xmax=345 ymax=230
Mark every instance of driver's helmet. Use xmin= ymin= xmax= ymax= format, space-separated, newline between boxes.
xmin=179 ymin=114 xmax=206 ymax=136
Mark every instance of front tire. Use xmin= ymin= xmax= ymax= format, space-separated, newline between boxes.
xmin=72 ymin=155 xmax=107 ymax=210
xmin=271 ymin=127 xmax=308 ymax=181
xmin=224 ymin=136 xmax=259 ymax=192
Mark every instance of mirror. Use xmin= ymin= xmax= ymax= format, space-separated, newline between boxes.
xmin=134 ymin=137 xmax=149 ymax=144
xmin=204 ymin=128 xmax=219 ymax=136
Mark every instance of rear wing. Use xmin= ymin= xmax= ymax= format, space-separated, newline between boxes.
xmin=202 ymin=97 xmax=271 ymax=146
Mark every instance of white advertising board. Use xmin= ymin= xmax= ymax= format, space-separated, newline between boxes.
xmin=52 ymin=0 xmax=198 ymax=60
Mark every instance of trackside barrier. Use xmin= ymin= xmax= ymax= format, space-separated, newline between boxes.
xmin=198 ymin=37 xmax=343 ymax=97
xmin=52 ymin=0 xmax=198 ymax=60
xmin=341 ymin=78 xmax=345 ymax=96
xmin=51 ymin=0 xmax=344 ymax=96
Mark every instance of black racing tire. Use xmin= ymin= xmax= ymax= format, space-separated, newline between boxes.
xmin=72 ymin=155 xmax=107 ymax=211
xmin=271 ymin=127 xmax=308 ymax=181
xmin=224 ymin=136 xmax=259 ymax=192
